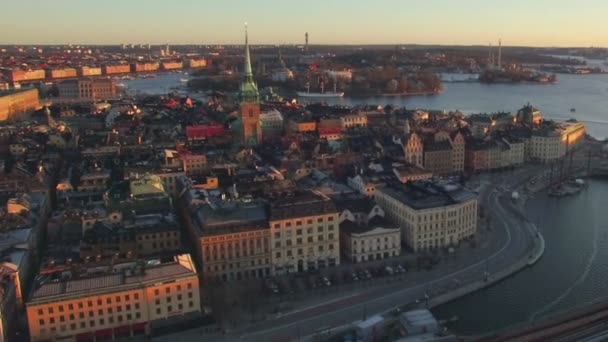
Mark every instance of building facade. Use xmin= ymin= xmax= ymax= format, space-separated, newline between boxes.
xmin=269 ymin=191 xmax=340 ymax=274
xmin=375 ymin=182 xmax=478 ymax=252
xmin=0 ymin=88 xmax=41 ymax=122
xmin=57 ymin=78 xmax=116 ymax=102
xmin=26 ymin=254 xmax=201 ymax=342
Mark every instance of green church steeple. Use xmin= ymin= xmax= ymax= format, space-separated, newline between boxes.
xmin=240 ymin=23 xmax=259 ymax=103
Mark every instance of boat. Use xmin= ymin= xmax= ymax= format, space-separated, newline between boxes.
xmin=297 ymin=82 xmax=344 ymax=98
xmin=180 ymin=78 xmax=189 ymax=83
xmin=570 ymin=108 xmax=576 ymax=112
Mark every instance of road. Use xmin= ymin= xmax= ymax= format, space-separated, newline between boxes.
xmin=153 ymin=166 xmax=544 ymax=342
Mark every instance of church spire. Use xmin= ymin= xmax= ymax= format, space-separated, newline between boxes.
xmin=240 ymin=23 xmax=259 ymax=103
xmin=244 ymin=23 xmax=253 ymax=78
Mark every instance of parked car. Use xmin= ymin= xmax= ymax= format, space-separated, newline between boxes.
xmin=396 ymin=265 xmax=406 ymax=273
xmin=265 ymin=279 xmax=279 ymax=294
xmin=384 ymin=266 xmax=394 ymax=275
xmin=322 ymin=277 xmax=332 ymax=286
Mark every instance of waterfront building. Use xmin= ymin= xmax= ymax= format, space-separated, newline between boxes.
xmin=57 ymin=78 xmax=117 ymax=102
xmin=131 ymin=62 xmax=160 ymax=73
xmin=269 ymin=191 xmax=340 ymax=274
xmin=0 ymin=88 xmax=41 ymax=122
xmin=528 ymin=120 xmax=585 ymax=163
xmin=160 ymin=61 xmax=183 ymax=70
xmin=46 ymin=68 xmax=78 ymax=79
xmin=26 ymin=254 xmax=201 ymax=342
xmin=78 ymin=66 xmax=102 ymax=77
xmin=2 ymin=69 xmax=46 ymax=83
xmin=375 ymin=181 xmax=478 ymax=251
xmin=102 ymin=64 xmax=131 ymax=75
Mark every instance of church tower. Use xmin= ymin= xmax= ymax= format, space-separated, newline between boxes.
xmin=239 ymin=24 xmax=262 ymax=146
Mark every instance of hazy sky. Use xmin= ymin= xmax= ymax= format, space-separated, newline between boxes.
xmin=1 ymin=0 xmax=606 ymax=47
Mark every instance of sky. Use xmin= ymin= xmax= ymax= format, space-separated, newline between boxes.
xmin=1 ymin=0 xmax=607 ymax=47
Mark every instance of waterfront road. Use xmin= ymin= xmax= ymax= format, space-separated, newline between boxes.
xmin=153 ymin=166 xmax=545 ymax=342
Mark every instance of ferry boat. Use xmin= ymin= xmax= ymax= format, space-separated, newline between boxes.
xmin=297 ymin=82 xmax=344 ymax=98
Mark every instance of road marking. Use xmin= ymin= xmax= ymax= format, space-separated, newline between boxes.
xmin=276 ymin=292 xmax=363 ymax=318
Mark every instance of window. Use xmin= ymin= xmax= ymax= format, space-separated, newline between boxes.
xmin=189 ymin=301 xmax=194 ymax=308
xmin=187 ymin=283 xmax=192 ymax=290
xmin=177 ymin=294 xmax=182 ymax=300
xmin=156 ymin=308 xmax=161 ymax=315
xmin=48 ymin=307 xmax=54 ymax=314
xmin=188 ymin=292 xmax=193 ymax=299
xmin=39 ymin=319 xmax=45 ymax=325
xmin=134 ymin=293 xmax=139 ymax=300
xmin=106 ymin=298 xmax=111 ymax=304
xmin=38 ymin=309 xmax=43 ymax=315
xmin=125 ymin=294 xmax=130 ymax=301
xmin=154 ymin=289 xmax=160 ymax=296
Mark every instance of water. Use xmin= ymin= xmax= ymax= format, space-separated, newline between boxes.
xmin=432 ymin=179 xmax=608 ymax=335
xmin=326 ymin=74 xmax=608 ymax=139
xmin=125 ymin=72 xmax=608 ymax=139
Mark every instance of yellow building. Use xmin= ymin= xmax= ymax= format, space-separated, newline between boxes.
xmin=529 ymin=121 xmax=585 ymax=163
xmin=375 ymin=182 xmax=478 ymax=252
xmin=269 ymin=191 xmax=340 ymax=274
xmin=341 ymin=113 xmax=368 ymax=129
xmin=0 ymin=88 xmax=41 ymax=122
xmin=26 ymin=254 xmax=201 ymax=342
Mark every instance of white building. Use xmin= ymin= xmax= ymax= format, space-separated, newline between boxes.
xmin=375 ymin=181 xmax=478 ymax=252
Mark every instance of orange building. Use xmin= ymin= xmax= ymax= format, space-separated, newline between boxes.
xmin=78 ymin=66 xmax=102 ymax=77
xmin=46 ymin=68 xmax=78 ymax=79
xmin=26 ymin=254 xmax=200 ymax=342
xmin=131 ymin=62 xmax=160 ymax=73
xmin=161 ymin=61 xmax=183 ymax=70
xmin=0 ymin=88 xmax=41 ymax=121
xmin=3 ymin=69 xmax=46 ymax=83
xmin=102 ymin=64 xmax=131 ymax=75
xmin=185 ymin=59 xmax=208 ymax=68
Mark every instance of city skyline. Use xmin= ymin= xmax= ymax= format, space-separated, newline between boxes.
xmin=1 ymin=0 xmax=607 ymax=47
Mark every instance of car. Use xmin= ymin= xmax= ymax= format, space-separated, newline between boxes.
xmin=322 ymin=277 xmax=332 ymax=286
xmin=350 ymin=272 xmax=359 ymax=281
xmin=265 ymin=279 xmax=279 ymax=294
xmin=384 ymin=266 xmax=394 ymax=275
xmin=363 ymin=269 xmax=372 ymax=280
xmin=396 ymin=265 xmax=406 ymax=273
